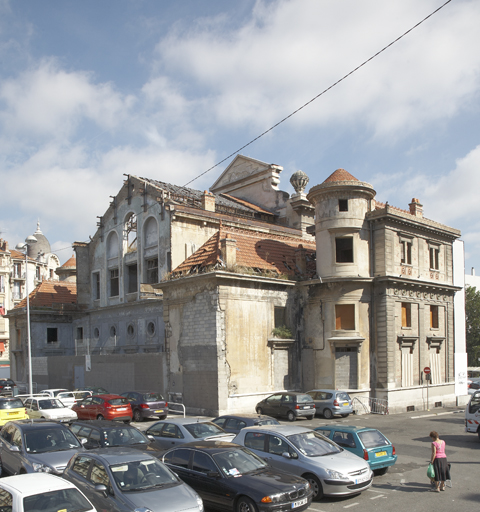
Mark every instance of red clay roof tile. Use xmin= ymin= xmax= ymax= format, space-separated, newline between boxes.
xmin=15 ymin=281 xmax=77 ymax=309
xmin=323 ymin=168 xmax=359 ymax=183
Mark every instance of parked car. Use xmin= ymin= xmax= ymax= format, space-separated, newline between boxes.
xmin=74 ymin=386 xmax=109 ymax=395
xmin=212 ymin=414 xmax=280 ymax=434
xmin=0 ymin=419 xmax=86 ymax=476
xmin=465 ymin=389 xmax=480 ymax=439
xmin=314 ymin=425 xmax=397 ymax=474
xmin=41 ymin=389 xmax=76 ymax=408
xmin=0 ymin=397 xmax=29 ymax=425
xmin=23 ymin=396 xmax=78 ymax=423
xmin=146 ymin=418 xmax=235 ymax=450
xmin=120 ymin=391 xmax=169 ymax=422
xmin=63 ymin=447 xmax=204 ymax=512
xmin=255 ymin=392 xmax=316 ymax=421
xmin=0 ymin=472 xmax=97 ymax=512
xmin=72 ymin=394 xmax=133 ymax=422
xmin=0 ymin=379 xmax=15 ymax=395
xmin=73 ymin=390 xmax=93 ymax=402
xmin=305 ymin=390 xmax=353 ymax=419
xmin=163 ymin=441 xmax=313 ymax=512
xmin=468 ymin=379 xmax=480 ymax=395
xmin=233 ymin=425 xmax=373 ymax=501
xmin=69 ymin=420 xmax=165 ymax=457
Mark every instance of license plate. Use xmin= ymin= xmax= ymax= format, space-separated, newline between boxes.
xmin=375 ymin=451 xmax=387 ymax=457
xmin=355 ymin=473 xmax=370 ymax=484
xmin=343 ymin=402 xmax=349 ymax=406
xmin=117 ymin=407 xmax=127 ymax=411
xmin=292 ymin=498 xmax=308 ymax=508
xmin=155 ymin=410 xmax=164 ymax=413
xmin=303 ymin=406 xmax=311 ymax=409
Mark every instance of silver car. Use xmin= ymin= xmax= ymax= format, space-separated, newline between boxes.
xmin=0 ymin=420 xmax=85 ymax=476
xmin=233 ymin=425 xmax=372 ymax=501
xmin=305 ymin=390 xmax=353 ymax=419
xmin=63 ymin=447 xmax=204 ymax=512
xmin=145 ymin=417 xmax=235 ymax=450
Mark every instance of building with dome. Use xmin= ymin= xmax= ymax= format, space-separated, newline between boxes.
xmin=6 ymin=156 xmax=467 ymax=413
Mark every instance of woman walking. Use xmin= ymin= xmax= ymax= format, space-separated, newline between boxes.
xmin=429 ymin=431 xmax=449 ymax=492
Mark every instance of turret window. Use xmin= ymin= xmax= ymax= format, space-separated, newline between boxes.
xmin=336 ymin=237 xmax=353 ymax=263
xmin=339 ymin=199 xmax=348 ymax=212
xmin=335 ymin=304 xmax=355 ymax=330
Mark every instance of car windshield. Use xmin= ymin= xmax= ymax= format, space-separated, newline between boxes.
xmin=23 ymin=488 xmax=92 ymax=512
xmin=108 ymin=398 xmax=129 ymax=406
xmin=296 ymin=394 xmax=314 ymax=403
xmin=213 ymin=447 xmax=267 ymax=476
xmin=336 ymin=393 xmax=351 ymax=401
xmin=358 ymin=430 xmax=390 ymax=448
xmin=38 ymin=399 xmax=64 ymax=410
xmin=0 ymin=399 xmax=24 ymax=409
xmin=143 ymin=392 xmax=164 ymax=402
xmin=24 ymin=428 xmax=82 ymax=453
xmin=184 ymin=422 xmax=225 ymax=439
xmin=288 ymin=431 xmax=342 ymax=457
xmin=111 ymin=459 xmax=177 ymax=492
xmin=51 ymin=390 xmax=68 ymax=396
xmin=105 ymin=427 xmax=149 ymax=446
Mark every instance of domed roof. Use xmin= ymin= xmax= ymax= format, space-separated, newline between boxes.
xmin=61 ymin=255 xmax=76 ymax=268
xmin=27 ymin=221 xmax=51 ymax=259
xmin=323 ymin=168 xmax=359 ymax=183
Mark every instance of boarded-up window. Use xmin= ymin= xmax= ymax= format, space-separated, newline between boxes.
xmin=335 ymin=304 xmax=355 ymax=330
xmin=401 ymin=348 xmax=414 ymax=387
xmin=336 ymin=237 xmax=353 ymax=263
xmin=127 ymin=264 xmax=137 ymax=293
xmin=274 ymin=307 xmax=286 ymax=328
xmin=402 ymin=303 xmax=411 ymax=328
xmin=430 ymin=305 xmax=439 ymax=329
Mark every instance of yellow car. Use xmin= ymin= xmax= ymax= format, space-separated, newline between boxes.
xmin=0 ymin=397 xmax=29 ymax=425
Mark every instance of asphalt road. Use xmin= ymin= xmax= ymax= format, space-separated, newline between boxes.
xmin=134 ymin=405 xmax=479 ymax=512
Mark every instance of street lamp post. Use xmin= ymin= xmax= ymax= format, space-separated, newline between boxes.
xmin=15 ymin=235 xmax=37 ymax=395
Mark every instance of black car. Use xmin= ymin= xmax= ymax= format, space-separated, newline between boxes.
xmin=0 ymin=379 xmax=15 ymax=395
xmin=212 ymin=414 xmax=279 ymax=434
xmin=69 ymin=420 xmax=165 ymax=458
xmin=120 ymin=391 xmax=168 ymax=422
xmin=255 ymin=393 xmax=315 ymax=422
xmin=162 ymin=441 xmax=313 ymax=512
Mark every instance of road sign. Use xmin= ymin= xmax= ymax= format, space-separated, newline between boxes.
xmin=424 ymin=366 xmax=431 ymax=374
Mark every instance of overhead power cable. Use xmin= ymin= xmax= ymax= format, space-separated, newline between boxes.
xmin=183 ymin=0 xmax=453 ymax=187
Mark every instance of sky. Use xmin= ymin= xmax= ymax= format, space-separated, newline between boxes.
xmin=1 ymin=0 xmax=480 ymax=274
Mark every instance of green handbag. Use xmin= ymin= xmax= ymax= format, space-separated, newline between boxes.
xmin=427 ymin=463 xmax=435 ymax=479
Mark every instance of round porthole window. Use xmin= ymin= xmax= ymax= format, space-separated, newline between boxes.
xmin=147 ymin=322 xmax=156 ymax=336
xmin=110 ymin=326 xmax=117 ymax=337
xmin=93 ymin=327 xmax=100 ymax=339
xmin=127 ymin=324 xmax=135 ymax=337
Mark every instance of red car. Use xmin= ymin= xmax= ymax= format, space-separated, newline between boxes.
xmin=72 ymin=394 xmax=132 ymax=422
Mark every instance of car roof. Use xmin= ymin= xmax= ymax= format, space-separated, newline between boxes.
xmin=151 ymin=417 xmax=214 ymax=427
xmin=43 ymin=388 xmax=69 ymax=392
xmin=306 ymin=389 xmax=348 ymax=393
xmin=239 ymin=424 xmax=313 ymax=436
xmin=0 ymin=473 xmax=76 ymax=495
xmin=315 ymin=425 xmax=373 ymax=433
xmin=71 ymin=420 xmax=140 ymax=430
xmin=7 ymin=420 xmax=69 ymax=431
xmin=91 ymin=394 xmax=125 ymax=399
xmin=214 ymin=414 xmax=275 ymax=421
xmin=79 ymin=447 xmax=156 ymax=464
xmin=165 ymin=441 xmax=244 ymax=454
xmin=0 ymin=397 xmax=23 ymax=402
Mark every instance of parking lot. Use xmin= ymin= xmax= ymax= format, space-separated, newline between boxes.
xmin=133 ymin=405 xmax=479 ymax=512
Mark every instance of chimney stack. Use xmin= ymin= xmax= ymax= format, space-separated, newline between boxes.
xmin=220 ymin=234 xmax=237 ymax=268
xmin=202 ymin=190 xmax=215 ymax=212
xmin=409 ymin=198 xmax=423 ymax=218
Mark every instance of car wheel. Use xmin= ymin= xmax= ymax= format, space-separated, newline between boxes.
xmin=341 ymin=414 xmax=349 ymax=418
xmin=304 ymin=473 xmax=323 ymax=501
xmin=374 ymin=467 xmax=388 ymax=476
xmin=19 ymin=468 xmax=27 ymax=475
xmin=323 ymin=408 xmax=333 ymax=420
xmin=159 ymin=415 xmax=167 ymax=420
xmin=133 ymin=409 xmax=143 ymax=422
xmin=287 ymin=410 xmax=296 ymax=422
xmin=236 ymin=496 xmax=258 ymax=512
xmin=97 ymin=414 xmax=105 ymax=420
xmin=256 ymin=407 xmax=263 ymax=415
xmin=307 ymin=414 xmax=315 ymax=420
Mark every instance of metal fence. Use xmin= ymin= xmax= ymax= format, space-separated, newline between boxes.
xmin=352 ymin=396 xmax=389 ymax=415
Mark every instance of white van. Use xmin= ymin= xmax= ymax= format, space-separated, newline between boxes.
xmin=465 ymin=390 xmax=480 ymax=440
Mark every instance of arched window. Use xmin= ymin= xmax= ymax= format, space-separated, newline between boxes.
xmin=107 ymin=231 xmax=119 ymax=259
xmin=124 ymin=213 xmax=137 ymax=252
xmin=144 ymin=217 xmax=158 ymax=248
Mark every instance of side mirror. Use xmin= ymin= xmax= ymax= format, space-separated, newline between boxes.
xmin=80 ymin=438 xmax=88 ymax=445
xmin=94 ymin=484 xmax=108 ymax=497
xmin=9 ymin=446 xmax=20 ymax=452
xmin=147 ymin=435 xmax=155 ymax=441
xmin=207 ymin=471 xmax=221 ymax=478
xmin=282 ymin=451 xmax=297 ymax=459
